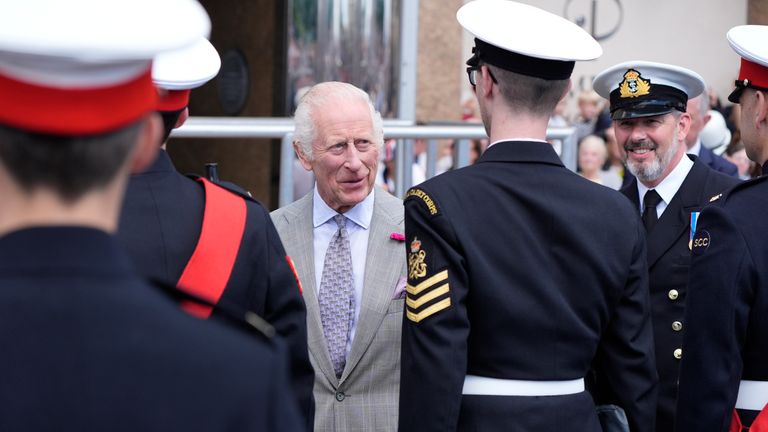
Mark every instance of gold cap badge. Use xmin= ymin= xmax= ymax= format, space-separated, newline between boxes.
xmin=619 ymin=69 xmax=651 ymax=98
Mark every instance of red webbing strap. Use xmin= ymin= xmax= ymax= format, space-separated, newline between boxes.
xmin=732 ymin=409 xmax=744 ymax=432
xmin=178 ymin=178 xmax=247 ymax=318
xmin=731 ymin=404 xmax=768 ymax=432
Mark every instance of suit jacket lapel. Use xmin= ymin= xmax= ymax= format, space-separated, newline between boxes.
xmin=281 ymin=194 xmax=339 ymax=386
xmin=341 ymin=190 xmax=404 ymax=382
xmin=646 ymin=192 xmax=687 ymax=268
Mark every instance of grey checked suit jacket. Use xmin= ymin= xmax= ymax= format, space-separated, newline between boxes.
xmin=271 ymin=188 xmax=405 ymax=432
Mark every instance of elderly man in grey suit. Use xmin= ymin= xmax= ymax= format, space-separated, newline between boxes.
xmin=271 ymin=81 xmax=406 ymax=431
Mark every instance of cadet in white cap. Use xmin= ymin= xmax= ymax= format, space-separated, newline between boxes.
xmin=399 ymin=1 xmax=657 ymax=431
xmin=0 ymin=1 xmax=302 ymax=430
xmin=117 ymin=36 xmax=315 ymax=429
xmin=677 ymin=25 xmax=768 ymax=432
xmin=593 ymin=60 xmax=738 ymax=432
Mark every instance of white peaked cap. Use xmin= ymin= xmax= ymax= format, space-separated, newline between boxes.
xmin=0 ymin=0 xmax=210 ymax=135
xmin=457 ymin=0 xmax=602 ymax=63
xmin=153 ymin=37 xmax=221 ymax=90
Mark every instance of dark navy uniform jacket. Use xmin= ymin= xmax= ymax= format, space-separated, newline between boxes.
xmin=676 ymin=165 xmax=768 ymax=431
xmin=399 ymin=141 xmax=658 ymax=432
xmin=620 ymin=157 xmax=737 ymax=432
xmin=0 ymin=227 xmax=301 ymax=432
xmin=698 ymin=146 xmax=739 ymax=178
xmin=117 ymin=150 xmax=314 ymax=428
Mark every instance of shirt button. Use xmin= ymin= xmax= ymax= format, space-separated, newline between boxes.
xmin=672 ymin=321 xmax=683 ymax=332
xmin=335 ymin=391 xmax=345 ymax=402
xmin=668 ymin=289 xmax=679 ymax=300
xmin=674 ymin=348 xmax=682 ymax=360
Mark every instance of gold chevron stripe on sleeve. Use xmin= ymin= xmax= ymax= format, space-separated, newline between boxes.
xmin=407 ymin=270 xmax=448 ymax=296
xmin=406 ymin=283 xmax=449 ymax=310
xmin=406 ymin=297 xmax=451 ymax=323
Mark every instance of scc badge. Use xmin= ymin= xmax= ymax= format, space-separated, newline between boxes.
xmin=691 ymin=230 xmax=711 ymax=255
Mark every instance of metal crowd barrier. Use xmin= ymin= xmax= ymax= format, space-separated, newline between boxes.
xmin=172 ymin=117 xmax=577 ymax=207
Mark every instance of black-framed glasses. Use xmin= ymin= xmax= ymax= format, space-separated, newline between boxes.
xmin=466 ymin=64 xmax=497 ymax=87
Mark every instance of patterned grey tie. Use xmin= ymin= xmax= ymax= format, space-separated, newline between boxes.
xmin=318 ymin=214 xmax=355 ymax=378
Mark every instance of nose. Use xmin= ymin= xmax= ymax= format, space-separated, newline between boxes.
xmin=344 ymin=144 xmax=364 ymax=171
xmin=628 ymin=124 xmax=647 ymax=142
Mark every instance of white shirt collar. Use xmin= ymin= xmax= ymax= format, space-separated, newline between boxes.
xmin=687 ymin=139 xmax=702 ymax=156
xmin=312 ymin=185 xmax=374 ymax=230
xmin=637 ymin=154 xmax=694 ymax=209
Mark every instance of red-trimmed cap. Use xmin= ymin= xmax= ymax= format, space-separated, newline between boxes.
xmin=157 ymin=90 xmax=192 ymax=112
xmin=727 ymin=25 xmax=768 ymax=103
xmin=153 ymin=38 xmax=221 ymax=91
xmin=153 ymin=37 xmax=220 ymax=112
xmin=0 ymin=0 xmax=210 ymax=135
xmin=0 ymin=67 xmax=156 ymax=136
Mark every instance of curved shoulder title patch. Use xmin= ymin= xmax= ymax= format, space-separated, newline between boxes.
xmin=691 ymin=230 xmax=711 ymax=255
xmin=406 ymin=188 xmax=439 ymax=216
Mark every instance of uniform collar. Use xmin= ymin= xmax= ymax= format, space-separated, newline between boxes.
xmin=312 ymin=185 xmax=374 ymax=230
xmin=0 ymin=226 xmax=136 ymax=277
xmin=477 ymin=139 xmax=564 ymax=167
xmin=139 ymin=148 xmax=176 ymax=174
xmin=486 ymin=138 xmax=549 ymax=149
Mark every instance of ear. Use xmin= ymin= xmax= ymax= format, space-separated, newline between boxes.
xmin=293 ymin=141 xmax=313 ymax=171
xmin=130 ymin=113 xmax=162 ymax=174
xmin=480 ymin=65 xmax=494 ymax=98
xmin=755 ymin=91 xmax=768 ymax=130
xmin=702 ymin=111 xmax=712 ymax=127
xmin=561 ymin=80 xmax=573 ymax=104
xmin=677 ymin=112 xmax=692 ymax=143
xmin=174 ymin=107 xmax=190 ymax=129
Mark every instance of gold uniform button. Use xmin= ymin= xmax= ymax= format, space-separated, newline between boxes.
xmin=674 ymin=348 xmax=682 ymax=360
xmin=668 ymin=289 xmax=679 ymax=300
xmin=672 ymin=321 xmax=683 ymax=332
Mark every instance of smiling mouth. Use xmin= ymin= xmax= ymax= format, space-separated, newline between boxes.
xmin=625 ymin=143 xmax=656 ymax=155
xmin=629 ymin=148 xmax=654 ymax=155
xmin=341 ymin=178 xmax=365 ymax=185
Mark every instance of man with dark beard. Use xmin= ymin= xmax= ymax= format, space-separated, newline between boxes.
xmin=594 ymin=61 xmax=738 ymax=432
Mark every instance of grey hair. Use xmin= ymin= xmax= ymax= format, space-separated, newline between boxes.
xmin=292 ymin=81 xmax=384 ymax=160
xmin=696 ymin=87 xmax=710 ymax=114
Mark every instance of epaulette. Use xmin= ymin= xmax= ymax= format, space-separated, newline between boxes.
xmin=404 ymin=187 xmax=440 ymax=217
xmin=149 ymin=278 xmax=276 ymax=340
xmin=186 ymin=174 xmax=259 ymax=204
xmin=711 ymin=175 xmax=768 ymax=204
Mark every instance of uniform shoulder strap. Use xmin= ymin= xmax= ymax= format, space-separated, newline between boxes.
xmin=177 ymin=177 xmax=247 ymax=319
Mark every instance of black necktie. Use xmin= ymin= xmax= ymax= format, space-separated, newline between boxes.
xmin=642 ymin=189 xmax=662 ymax=233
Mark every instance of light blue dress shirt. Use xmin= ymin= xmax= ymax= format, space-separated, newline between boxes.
xmin=312 ymin=186 xmax=374 ymax=356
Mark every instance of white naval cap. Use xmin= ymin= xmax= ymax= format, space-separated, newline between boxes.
xmin=457 ymin=0 xmax=602 ymax=80
xmin=153 ymin=37 xmax=221 ymax=111
xmin=726 ymin=25 xmax=768 ymax=103
xmin=593 ymin=61 xmax=705 ymax=120
xmin=0 ymin=0 xmax=210 ymax=136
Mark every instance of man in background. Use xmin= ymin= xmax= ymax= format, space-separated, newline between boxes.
xmin=685 ymin=89 xmax=739 ymax=177
xmin=272 ymin=81 xmax=406 ymax=431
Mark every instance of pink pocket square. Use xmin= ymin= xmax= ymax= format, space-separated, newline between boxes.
xmin=393 ymin=276 xmax=407 ymax=300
